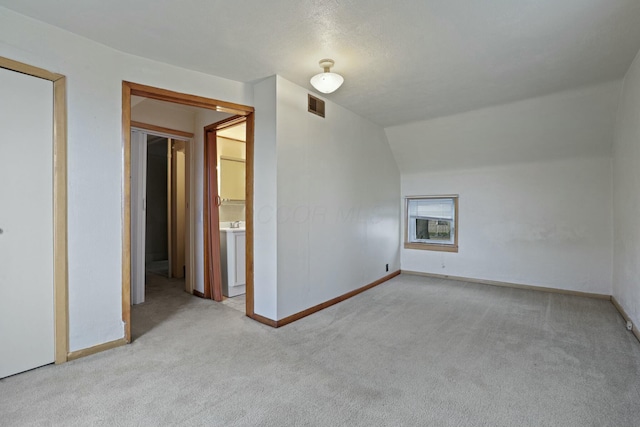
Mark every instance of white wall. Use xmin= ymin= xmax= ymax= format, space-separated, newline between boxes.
xmin=613 ymin=48 xmax=640 ymax=329
xmin=252 ymin=76 xmax=279 ymax=320
xmin=274 ymin=76 xmax=401 ymax=319
xmin=401 ymin=157 xmax=612 ymax=293
xmin=0 ymin=7 xmax=252 ymax=351
xmin=387 ymin=82 xmax=620 ymax=294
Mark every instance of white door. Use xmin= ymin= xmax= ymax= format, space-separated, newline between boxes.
xmin=0 ymin=67 xmax=55 ymax=378
xmin=131 ymin=130 xmax=147 ymax=305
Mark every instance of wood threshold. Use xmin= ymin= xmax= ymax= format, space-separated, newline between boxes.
xmin=248 ymin=270 xmax=401 ymax=328
xmin=402 ymin=270 xmax=611 ymax=300
xmin=611 ymin=296 xmax=640 ymax=343
xmin=193 ymin=290 xmax=205 ymax=298
xmin=67 ymin=338 xmax=128 ymax=361
xmin=131 ymin=121 xmax=194 ymax=139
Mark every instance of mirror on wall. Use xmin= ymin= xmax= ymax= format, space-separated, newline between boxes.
xmin=219 ymin=157 xmax=245 ymax=201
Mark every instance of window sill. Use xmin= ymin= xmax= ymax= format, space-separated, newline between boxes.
xmin=404 ymin=242 xmax=458 ymax=253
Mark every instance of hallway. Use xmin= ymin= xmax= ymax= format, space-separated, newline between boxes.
xmin=131 ymin=266 xmax=246 ymax=341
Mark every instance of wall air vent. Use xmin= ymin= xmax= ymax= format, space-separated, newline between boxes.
xmin=308 ymin=94 xmax=325 ymax=118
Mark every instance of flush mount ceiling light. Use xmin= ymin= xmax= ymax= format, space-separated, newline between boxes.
xmin=310 ymin=59 xmax=344 ymax=94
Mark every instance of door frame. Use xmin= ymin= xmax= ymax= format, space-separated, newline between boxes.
xmin=122 ymin=81 xmax=255 ymax=342
xmin=0 ymin=56 xmax=68 ymax=364
xmin=131 ymin=128 xmax=194 ymax=301
xmin=203 ymin=115 xmax=246 ymax=301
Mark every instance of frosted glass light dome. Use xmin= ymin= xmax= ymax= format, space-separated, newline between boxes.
xmin=310 ymin=59 xmax=344 ymax=94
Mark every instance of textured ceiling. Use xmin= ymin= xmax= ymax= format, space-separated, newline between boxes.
xmin=2 ymin=0 xmax=640 ymax=127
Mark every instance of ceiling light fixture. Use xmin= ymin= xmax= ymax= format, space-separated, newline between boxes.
xmin=310 ymin=59 xmax=344 ymax=94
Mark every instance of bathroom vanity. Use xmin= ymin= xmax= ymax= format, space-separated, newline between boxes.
xmin=219 ymin=227 xmax=246 ymax=297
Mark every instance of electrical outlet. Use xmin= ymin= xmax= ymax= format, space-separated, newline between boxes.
xmin=386 ymin=264 xmax=389 ymax=272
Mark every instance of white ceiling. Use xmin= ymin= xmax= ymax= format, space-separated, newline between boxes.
xmin=2 ymin=0 xmax=640 ymax=127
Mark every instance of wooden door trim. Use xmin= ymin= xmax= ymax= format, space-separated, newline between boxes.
xmin=203 ymin=127 xmax=223 ymax=301
xmin=0 ymin=56 xmax=69 ymax=364
xmin=122 ymin=82 xmax=255 ymax=342
xmin=210 ymin=115 xmax=247 ymax=131
xmin=131 ymin=121 xmax=194 ymax=139
xmin=0 ymin=57 xmax=63 ymax=81
xmin=124 ymin=81 xmax=254 ymax=116
xmin=122 ymin=83 xmax=132 ymax=342
xmin=53 ymin=77 xmax=69 ymax=364
xmin=245 ymin=113 xmax=255 ymax=318
xmin=203 ymin=114 xmax=255 ymax=316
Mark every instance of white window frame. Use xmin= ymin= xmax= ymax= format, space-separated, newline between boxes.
xmin=404 ymin=195 xmax=459 ymax=252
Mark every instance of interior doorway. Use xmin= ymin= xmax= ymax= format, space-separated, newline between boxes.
xmin=203 ymin=116 xmax=248 ymax=307
xmin=130 ymin=128 xmax=192 ymax=306
xmin=122 ymin=81 xmax=255 ymax=343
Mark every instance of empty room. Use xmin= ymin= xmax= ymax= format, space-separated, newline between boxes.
xmin=1 ymin=1 xmax=639 ymax=426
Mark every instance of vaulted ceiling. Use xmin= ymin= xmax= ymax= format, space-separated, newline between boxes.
xmin=2 ymin=0 xmax=640 ymax=127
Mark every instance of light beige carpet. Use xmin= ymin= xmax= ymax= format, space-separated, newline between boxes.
xmin=1 ymin=273 xmax=639 ymax=426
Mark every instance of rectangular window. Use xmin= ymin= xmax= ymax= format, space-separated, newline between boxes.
xmin=405 ymin=195 xmax=458 ymax=252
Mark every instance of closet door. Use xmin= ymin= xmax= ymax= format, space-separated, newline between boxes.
xmin=0 ymin=67 xmax=55 ymax=378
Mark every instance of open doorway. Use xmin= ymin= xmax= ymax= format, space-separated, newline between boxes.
xmin=202 ymin=117 xmax=248 ymax=313
xmin=130 ymin=128 xmax=192 ymax=304
xmin=145 ymin=136 xmax=172 ymax=277
xmin=122 ymin=82 xmax=255 ymax=343
xmin=129 ymin=116 xmax=195 ymax=341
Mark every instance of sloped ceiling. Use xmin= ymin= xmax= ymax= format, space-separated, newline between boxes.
xmin=1 ymin=0 xmax=640 ymax=127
